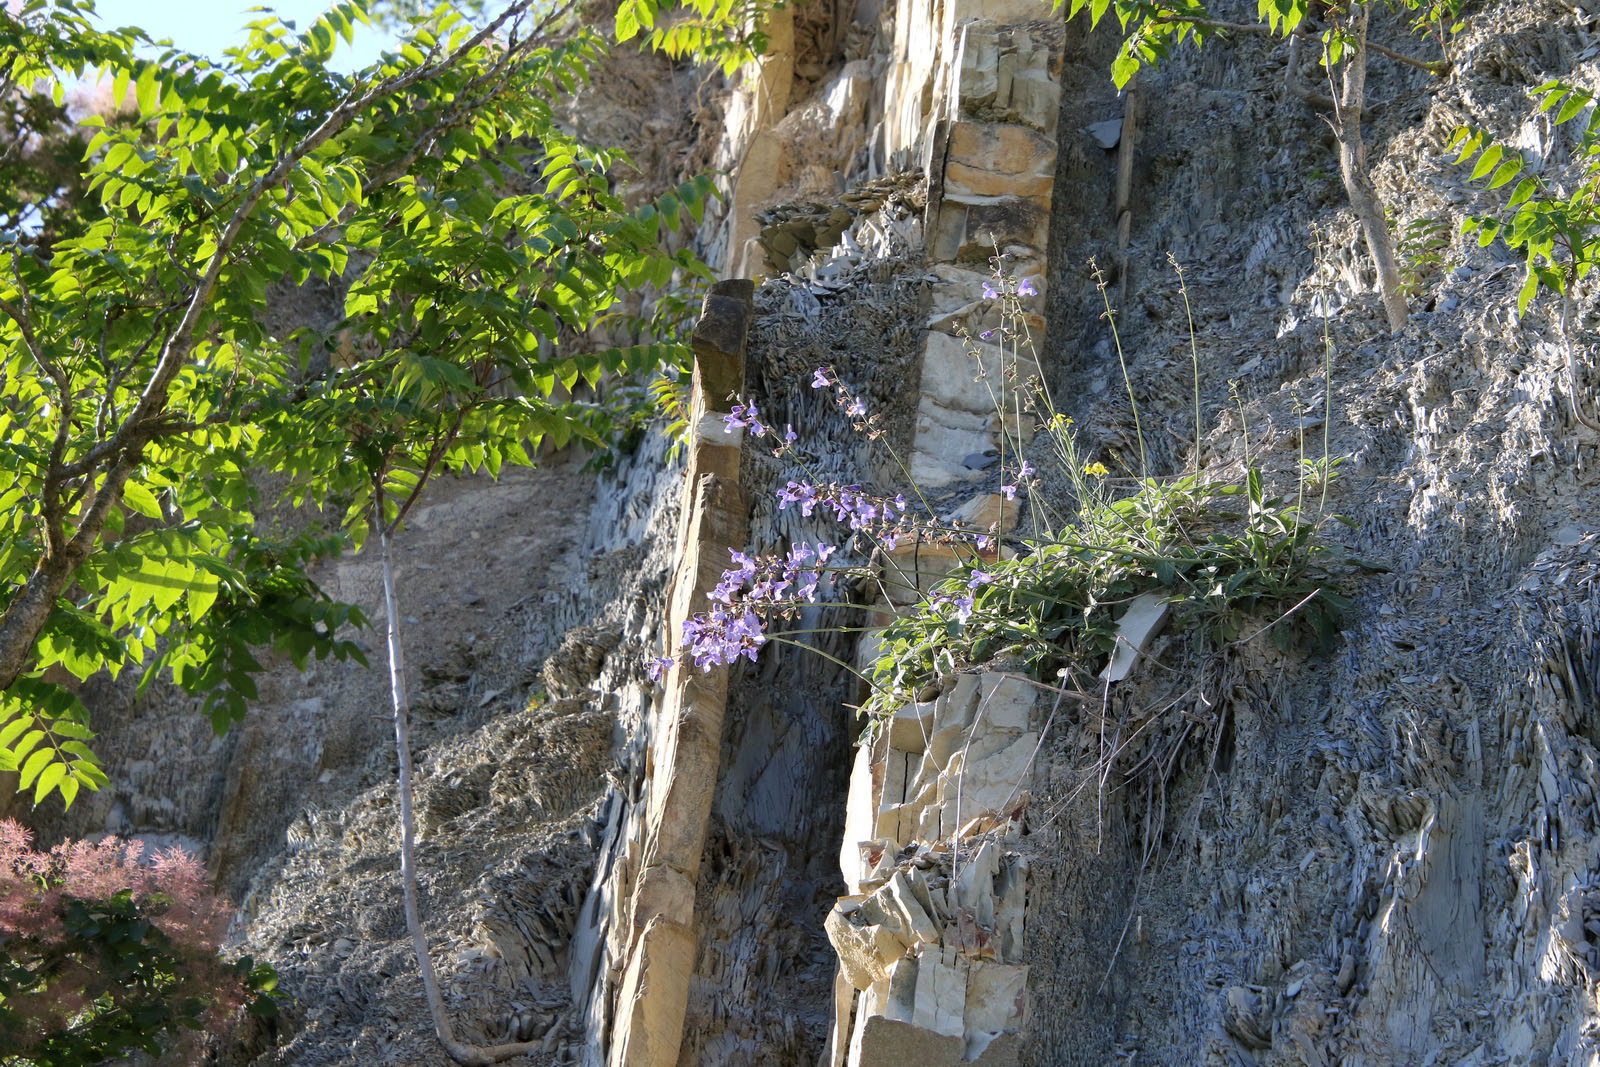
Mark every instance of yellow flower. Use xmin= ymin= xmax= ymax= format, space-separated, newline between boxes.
xmin=1083 ymin=462 xmax=1110 ymax=478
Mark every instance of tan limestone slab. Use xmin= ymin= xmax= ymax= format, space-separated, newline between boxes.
xmin=884 ymin=535 xmax=966 ymax=605
xmin=929 ymin=193 xmax=1051 ymax=263
xmin=1008 ymin=67 xmax=1061 ymax=133
xmin=920 ymin=331 xmax=1041 ymax=417
xmin=888 ymin=700 xmax=938 ymax=754
xmin=944 ymin=122 xmax=1058 ymax=199
xmin=841 ymin=743 xmax=878 ymax=891
xmin=827 ymin=900 xmax=911 ymax=991
xmin=608 ymin=916 xmax=697 ymax=1067
xmin=977 ymin=673 xmax=1037 ymax=731
xmin=947 ymin=492 xmax=1020 ymax=536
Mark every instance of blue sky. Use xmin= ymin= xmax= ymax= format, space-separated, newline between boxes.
xmin=87 ymin=1 xmax=399 ymax=69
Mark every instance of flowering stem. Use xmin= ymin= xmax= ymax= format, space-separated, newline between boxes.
xmin=1093 ymin=260 xmax=1147 ymax=479
xmin=762 ymin=634 xmax=879 ymax=692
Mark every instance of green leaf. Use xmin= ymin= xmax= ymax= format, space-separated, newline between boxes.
xmin=135 ymin=64 xmax=160 ymax=117
xmin=1470 ymin=145 xmax=1504 ymax=182
xmin=1110 ymin=51 xmax=1139 ymax=89
xmin=1487 ymin=160 xmax=1522 ymax=190
xmin=1557 ymin=91 xmax=1591 ymax=126
xmin=187 ymin=569 xmax=220 ymax=620
xmin=34 ymin=762 xmax=67 ymax=805
xmin=0 ymin=716 xmax=31 ymax=749
xmin=1517 ymin=269 xmax=1540 ymax=314
xmin=18 ymin=748 xmax=53 ymax=790
xmin=121 ymin=481 xmax=163 ymax=519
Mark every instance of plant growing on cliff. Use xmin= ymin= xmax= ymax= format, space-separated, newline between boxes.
xmin=0 ymin=820 xmax=277 ymax=1065
xmin=667 ymin=254 xmax=1363 ymax=719
xmin=1058 ymin=0 xmax=1457 ymax=331
xmin=1450 ymin=80 xmax=1600 ymax=431
xmin=0 ymin=0 xmax=708 ymax=804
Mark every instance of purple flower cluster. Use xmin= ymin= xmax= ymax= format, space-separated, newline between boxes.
xmin=777 ymin=481 xmax=914 ymax=549
xmin=682 ymin=606 xmax=768 ymax=671
xmin=777 ymin=481 xmax=907 ymax=529
xmin=811 ymin=364 xmax=883 ymax=438
xmin=654 ymin=362 xmax=1018 ymax=681
xmin=676 ymin=543 xmax=842 ymax=673
xmin=980 ymin=276 xmax=1038 ymax=302
xmin=724 ymin=400 xmax=767 ymax=436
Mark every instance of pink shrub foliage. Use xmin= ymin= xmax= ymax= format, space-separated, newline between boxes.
xmin=0 ymin=819 xmax=275 ymax=1065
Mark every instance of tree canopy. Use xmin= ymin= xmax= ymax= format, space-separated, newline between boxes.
xmin=0 ymin=0 xmax=712 ymax=806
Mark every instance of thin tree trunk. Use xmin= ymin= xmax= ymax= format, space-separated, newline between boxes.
xmin=377 ymin=514 xmax=545 ymax=1066
xmin=1335 ymin=4 xmax=1409 ymax=332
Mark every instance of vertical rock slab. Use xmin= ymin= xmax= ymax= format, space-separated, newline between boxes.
xmin=911 ymin=18 xmax=1059 ymax=489
xmin=821 ymin=4 xmax=1066 ymax=1058
xmin=606 ymin=281 xmax=753 ymax=1067
xmin=825 ymin=674 xmax=1039 ymax=1064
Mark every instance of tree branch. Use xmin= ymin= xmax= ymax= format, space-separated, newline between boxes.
xmin=297 ymin=7 xmax=575 ymax=250
xmin=375 ymin=478 xmax=547 ymax=1066
xmin=0 ymin=267 xmax=73 ymax=562
xmin=0 ymin=1 xmax=556 ymax=693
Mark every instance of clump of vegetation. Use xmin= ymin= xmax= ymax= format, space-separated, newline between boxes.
xmin=2 ymin=1 xmax=717 ymax=1062
xmin=0 ymin=821 xmax=277 ymax=1066
xmin=668 ymin=252 xmax=1367 ymax=723
xmin=1395 ymin=214 xmax=1453 ymax=299
xmin=865 ymin=468 xmax=1355 ymax=714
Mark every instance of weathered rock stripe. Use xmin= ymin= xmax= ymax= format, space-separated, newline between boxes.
xmin=606 ymin=281 xmax=753 ymax=1067
xmin=823 ymin=6 xmax=1068 ymax=1065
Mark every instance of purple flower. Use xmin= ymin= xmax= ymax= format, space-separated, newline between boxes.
xmin=845 ymin=397 xmax=868 ymax=418
xmin=724 ymin=400 xmax=759 ymax=433
xmin=648 ymin=656 xmax=673 ymax=681
xmin=1001 ymin=484 xmax=1017 ymax=501
xmin=894 ymin=494 xmax=908 ymax=513
xmin=1018 ymin=278 xmax=1037 ymax=297
xmin=982 ymin=281 xmax=999 ymax=300
xmin=980 ymin=329 xmax=996 ymax=340
xmin=968 ymin=570 xmax=994 ymax=589
xmin=785 ymin=423 xmax=798 ymax=444
xmin=975 ymin=535 xmax=991 ymax=549
xmin=681 ymin=602 xmax=768 ymax=671
xmin=777 ymin=480 xmax=819 ymax=517
xmin=954 ymin=595 xmax=975 ymax=622
xmin=811 ymin=366 xmax=833 ymax=389
xmin=1018 ymin=460 xmax=1035 ymax=479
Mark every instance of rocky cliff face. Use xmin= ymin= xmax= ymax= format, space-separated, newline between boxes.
xmin=26 ymin=0 xmax=1600 ymax=1063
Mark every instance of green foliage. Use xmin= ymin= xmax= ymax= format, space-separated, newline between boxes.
xmin=1452 ymin=81 xmax=1600 ymax=314
xmin=614 ymin=0 xmax=786 ymax=75
xmin=865 ymin=468 xmax=1362 ymax=716
xmin=1053 ymin=0 xmax=1452 ymax=89
xmin=1394 ymin=213 xmax=1452 ymax=298
xmin=0 ymin=899 xmax=276 ymax=1066
xmin=0 ymin=0 xmax=714 ymax=803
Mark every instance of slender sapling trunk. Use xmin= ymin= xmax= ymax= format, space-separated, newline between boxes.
xmin=377 ymin=508 xmax=545 ymax=1066
xmin=1334 ymin=4 xmax=1410 ymax=332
